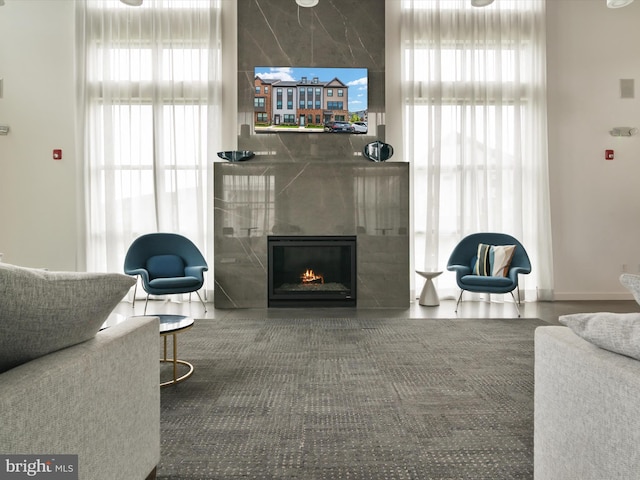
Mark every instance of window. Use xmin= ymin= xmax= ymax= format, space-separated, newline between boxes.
xmin=255 ymin=86 xmax=261 ymax=94
xmin=79 ymin=0 xmax=221 ymax=274
xmin=327 ymin=89 xmax=333 ymax=97
xmin=283 ymin=114 xmax=295 ymax=123
xmin=337 ymin=89 xmax=343 ymax=97
xmin=254 ymin=97 xmax=265 ymax=108
xmin=256 ymin=112 xmax=268 ymax=122
xmin=327 ymin=101 xmax=344 ymax=110
xmin=402 ymin=0 xmax=551 ymax=298
xmin=287 ymin=88 xmax=293 ymax=109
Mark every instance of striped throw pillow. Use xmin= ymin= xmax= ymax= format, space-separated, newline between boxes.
xmin=474 ymin=243 xmax=516 ymax=277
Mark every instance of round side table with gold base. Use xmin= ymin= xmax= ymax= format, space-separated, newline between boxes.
xmin=416 ymin=271 xmax=443 ymax=306
xmin=159 ymin=314 xmax=195 ymax=387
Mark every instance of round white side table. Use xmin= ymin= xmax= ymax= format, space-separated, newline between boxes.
xmin=416 ymin=271 xmax=442 ymax=306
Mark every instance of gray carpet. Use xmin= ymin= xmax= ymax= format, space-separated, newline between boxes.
xmin=158 ymin=316 xmax=545 ymax=479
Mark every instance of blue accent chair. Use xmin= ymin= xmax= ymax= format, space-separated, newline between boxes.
xmin=124 ymin=233 xmax=208 ymax=314
xmin=446 ymin=232 xmax=531 ymax=317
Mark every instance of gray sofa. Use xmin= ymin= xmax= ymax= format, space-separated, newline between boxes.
xmin=0 ymin=316 xmax=160 ymax=480
xmin=534 ymin=325 xmax=640 ymax=480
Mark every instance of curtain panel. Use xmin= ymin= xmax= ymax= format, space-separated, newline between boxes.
xmin=401 ymin=0 xmax=554 ymax=301
xmin=76 ymin=0 xmax=221 ymax=298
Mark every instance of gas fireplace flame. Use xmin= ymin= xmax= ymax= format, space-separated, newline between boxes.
xmin=300 ymin=269 xmax=324 ymax=284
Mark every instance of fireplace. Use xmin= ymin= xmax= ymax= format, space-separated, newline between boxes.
xmin=268 ymin=236 xmax=357 ymax=307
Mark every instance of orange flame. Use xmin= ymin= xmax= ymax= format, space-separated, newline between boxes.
xmin=300 ymin=269 xmax=324 ymax=284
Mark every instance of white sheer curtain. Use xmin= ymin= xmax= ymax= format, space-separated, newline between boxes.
xmin=76 ymin=0 xmax=221 ymax=296
xmin=402 ymin=0 xmax=554 ymax=301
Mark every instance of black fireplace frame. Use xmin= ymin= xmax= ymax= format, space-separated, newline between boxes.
xmin=268 ymin=235 xmax=357 ymax=308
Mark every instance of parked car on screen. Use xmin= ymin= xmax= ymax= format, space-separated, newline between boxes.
xmin=351 ymin=121 xmax=368 ymax=134
xmin=324 ymin=121 xmax=355 ymax=133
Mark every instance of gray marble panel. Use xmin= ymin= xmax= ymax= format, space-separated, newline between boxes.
xmin=237 ymin=0 xmax=385 ymax=161
xmin=213 ymin=161 xmax=409 ymax=308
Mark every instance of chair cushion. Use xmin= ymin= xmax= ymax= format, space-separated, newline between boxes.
xmin=146 ymin=254 xmax=185 ymax=279
xmin=0 ymin=263 xmax=135 ymax=373
xmin=148 ymin=276 xmax=201 ymax=289
xmin=474 ymin=243 xmax=516 ymax=277
xmin=461 ymin=274 xmax=514 ymax=288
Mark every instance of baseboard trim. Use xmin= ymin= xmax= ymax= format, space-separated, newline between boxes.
xmin=553 ymin=292 xmax=635 ymax=301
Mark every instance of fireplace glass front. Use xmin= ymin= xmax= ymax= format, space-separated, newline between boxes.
xmin=268 ymin=236 xmax=356 ymax=307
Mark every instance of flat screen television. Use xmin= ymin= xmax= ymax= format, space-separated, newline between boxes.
xmin=253 ymin=66 xmax=368 ymax=134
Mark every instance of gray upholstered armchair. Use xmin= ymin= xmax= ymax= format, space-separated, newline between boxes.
xmin=447 ymin=232 xmax=531 ymax=317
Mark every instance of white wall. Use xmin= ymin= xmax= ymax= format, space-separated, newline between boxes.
xmin=547 ymin=0 xmax=640 ymax=299
xmin=1 ymin=0 xmax=639 ymax=299
xmin=0 ymin=0 xmax=78 ymax=270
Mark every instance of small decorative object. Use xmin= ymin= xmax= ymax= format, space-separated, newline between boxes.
xmin=609 ymin=127 xmax=638 ymax=137
xmin=607 ymin=0 xmax=634 ymax=8
xmin=363 ymin=141 xmax=394 ymax=162
xmin=217 ymin=150 xmax=255 ymax=162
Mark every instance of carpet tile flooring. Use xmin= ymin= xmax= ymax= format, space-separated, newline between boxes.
xmin=157 ymin=316 xmax=544 ymax=479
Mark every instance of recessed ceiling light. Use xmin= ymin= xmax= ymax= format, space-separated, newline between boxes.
xmin=607 ymin=0 xmax=634 ymax=7
xmin=120 ymin=0 xmax=143 ymax=6
xmin=471 ymin=0 xmax=495 ymax=6
xmin=296 ymin=0 xmax=319 ymax=7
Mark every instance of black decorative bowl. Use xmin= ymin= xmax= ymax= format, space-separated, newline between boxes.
xmin=217 ymin=150 xmax=255 ymax=162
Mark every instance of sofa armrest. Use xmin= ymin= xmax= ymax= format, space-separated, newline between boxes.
xmin=0 ymin=316 xmax=160 ymax=480
xmin=534 ymin=326 xmax=640 ymax=480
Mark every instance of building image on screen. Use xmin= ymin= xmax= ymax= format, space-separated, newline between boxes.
xmin=253 ymin=66 xmax=368 ymax=134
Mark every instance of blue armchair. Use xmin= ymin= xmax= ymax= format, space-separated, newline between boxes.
xmin=446 ymin=232 xmax=531 ymax=317
xmin=124 ymin=233 xmax=208 ymax=314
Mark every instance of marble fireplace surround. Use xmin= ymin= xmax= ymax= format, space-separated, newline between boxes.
xmin=236 ymin=0 xmax=386 ymax=161
xmin=212 ymin=0 xmax=405 ymax=308
xmin=213 ymin=161 xmax=409 ymax=308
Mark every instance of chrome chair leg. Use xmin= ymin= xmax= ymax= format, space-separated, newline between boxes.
xmin=195 ymin=290 xmax=207 ymax=312
xmin=455 ymin=290 xmax=464 ymax=313
xmin=510 ymin=291 xmax=521 ymax=317
xmin=143 ymin=294 xmax=150 ymax=315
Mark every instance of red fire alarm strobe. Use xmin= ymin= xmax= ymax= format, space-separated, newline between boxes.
xmin=53 ymin=149 xmax=62 ymax=160
xmin=605 ymin=150 xmax=614 ymax=160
